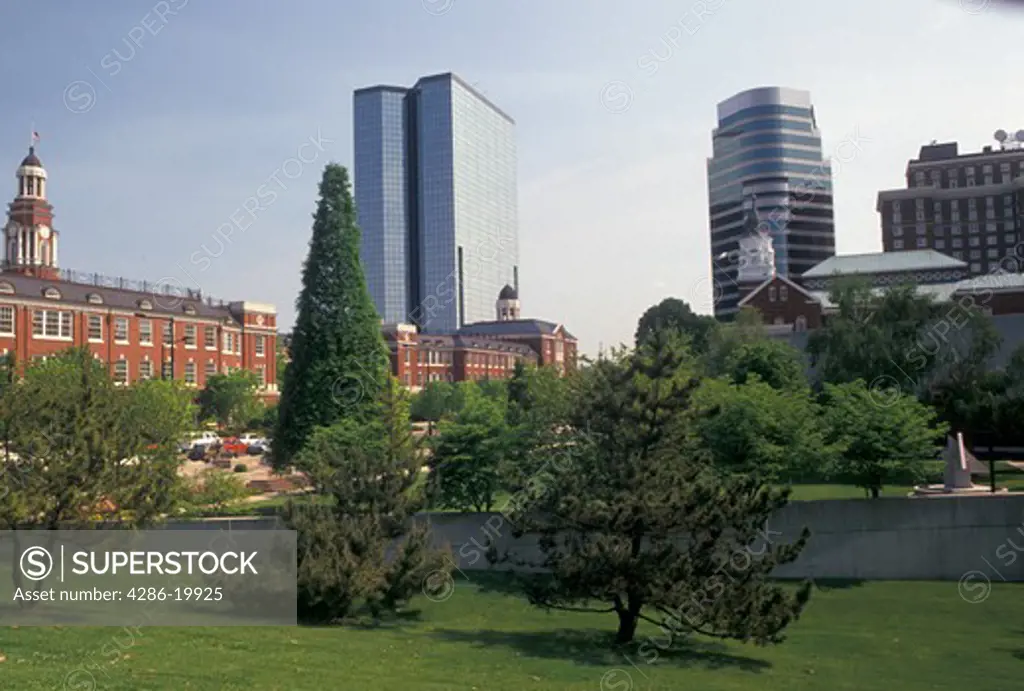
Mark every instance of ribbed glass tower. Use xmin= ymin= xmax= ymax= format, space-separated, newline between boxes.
xmin=706 ymin=87 xmax=835 ymax=318
xmin=354 ymin=73 xmax=519 ymax=332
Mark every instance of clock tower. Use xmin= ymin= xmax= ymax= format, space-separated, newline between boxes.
xmin=4 ymin=146 xmax=59 ymax=280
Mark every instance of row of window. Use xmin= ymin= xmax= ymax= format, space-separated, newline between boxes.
xmin=910 ymin=161 xmax=1020 ymax=188
xmin=892 ymin=223 xmax=1015 ymax=236
xmin=400 ymin=348 xmax=522 ymax=368
xmin=0 ymin=307 xmax=266 ymax=355
xmin=99 ymin=358 xmax=267 ymax=386
xmin=894 ymin=235 xmax=1016 ymax=251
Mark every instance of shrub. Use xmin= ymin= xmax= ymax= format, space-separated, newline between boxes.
xmin=234 ymin=463 xmax=248 ymax=473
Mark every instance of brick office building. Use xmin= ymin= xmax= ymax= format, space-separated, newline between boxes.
xmin=2 ymin=146 xmax=279 ymax=396
xmin=382 ymin=285 xmax=576 ymax=391
xmin=877 ymin=136 xmax=1024 ymax=277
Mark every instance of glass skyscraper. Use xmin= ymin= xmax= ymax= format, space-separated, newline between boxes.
xmin=706 ymin=87 xmax=835 ymax=318
xmin=354 ymin=73 xmax=519 ymax=333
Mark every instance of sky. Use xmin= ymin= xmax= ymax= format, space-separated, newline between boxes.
xmin=1 ymin=0 xmax=1023 ymax=355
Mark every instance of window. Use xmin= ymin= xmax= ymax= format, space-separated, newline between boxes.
xmin=162 ymin=360 xmax=172 ymax=379
xmin=184 ymin=324 xmax=196 ymax=348
xmin=114 ymin=317 xmax=129 ymax=343
xmin=1006 ymin=233 xmax=1017 ymax=244
xmin=915 ymin=210 xmax=925 ymax=222
xmin=0 ymin=305 xmax=13 ymax=337
xmin=223 ymin=332 xmax=231 ymax=352
xmin=184 ymin=361 xmax=196 ymax=385
xmin=139 ymin=360 xmax=153 ymax=380
xmin=137 ymin=299 xmax=153 ymax=311
xmin=88 ymin=314 xmax=103 ymax=342
xmin=254 ymin=336 xmax=264 ymax=357
xmin=969 ymin=236 xmax=981 ymax=247
xmin=986 ymin=235 xmax=998 ymax=246
xmin=987 ymin=248 xmax=999 ymax=259
xmin=952 ymin=238 xmax=963 ymax=248
xmin=892 ymin=226 xmax=903 ymax=237
xmin=42 ymin=287 xmax=61 ymax=300
xmin=780 ymin=285 xmax=789 ymax=301
xmin=794 ymin=316 xmax=807 ymax=332
xmin=894 ymin=239 xmax=904 ymax=250
xmin=204 ymin=326 xmax=217 ymax=349
xmin=953 ymin=251 xmax=964 ymax=260
xmin=971 ymin=262 xmax=982 ymax=273
xmin=969 ymin=223 xmax=980 ymax=234
xmin=970 ymin=249 xmax=981 ymax=259
xmin=986 ymin=222 xmax=998 ymax=233
xmin=86 ymin=293 xmax=103 ymax=305
xmin=33 ymin=310 xmax=72 ymax=339
xmin=934 ymin=239 xmax=945 ymax=250
xmin=205 ymin=360 xmax=216 ymax=378
xmin=163 ymin=323 xmax=172 ymax=346
xmin=915 ymin=199 xmax=925 ymax=210
xmin=0 ymin=282 xmax=14 ymax=295
xmin=256 ymin=365 xmax=266 ymax=387
xmin=916 ymin=223 xmax=926 ymax=235
xmin=113 ymin=359 xmax=128 ymax=386
xmin=916 ymin=237 xmax=927 ymax=248
xmin=768 ymin=287 xmax=777 ymax=302
xmin=139 ymin=319 xmax=152 ymax=345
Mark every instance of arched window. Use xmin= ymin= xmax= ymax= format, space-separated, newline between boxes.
xmin=0 ymin=282 xmax=14 ymax=295
xmin=42 ymin=287 xmax=61 ymax=300
xmin=86 ymin=293 xmax=103 ymax=305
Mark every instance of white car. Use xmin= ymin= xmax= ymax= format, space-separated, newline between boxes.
xmin=182 ymin=431 xmax=220 ymax=451
xmin=238 ymin=433 xmax=264 ymax=447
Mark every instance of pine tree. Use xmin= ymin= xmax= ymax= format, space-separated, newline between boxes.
xmin=273 ymin=164 xmax=388 ymax=466
xmin=287 ymin=378 xmax=449 ymax=622
xmin=492 ymin=331 xmax=811 ymax=645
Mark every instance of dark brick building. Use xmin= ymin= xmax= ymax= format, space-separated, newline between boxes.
xmin=877 ymin=137 xmax=1024 ymax=277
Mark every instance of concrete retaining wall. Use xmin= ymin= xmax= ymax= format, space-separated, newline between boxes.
xmin=171 ymin=495 xmax=1024 ymax=582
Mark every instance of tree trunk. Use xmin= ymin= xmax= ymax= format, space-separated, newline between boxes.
xmin=615 ymin=608 xmax=639 ymax=644
xmin=870 ymin=486 xmax=880 ymax=499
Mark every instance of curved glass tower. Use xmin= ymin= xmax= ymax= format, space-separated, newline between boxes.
xmin=706 ymin=87 xmax=835 ymax=318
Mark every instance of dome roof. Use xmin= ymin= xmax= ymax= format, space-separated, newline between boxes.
xmin=20 ymin=147 xmax=42 ymax=168
xmin=498 ymin=284 xmax=518 ymax=300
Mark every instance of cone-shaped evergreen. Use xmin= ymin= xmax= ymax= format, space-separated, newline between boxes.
xmin=273 ymin=164 xmax=388 ymax=466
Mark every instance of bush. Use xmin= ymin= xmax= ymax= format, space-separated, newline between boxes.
xmin=233 ymin=463 xmax=248 ymax=473
xmin=188 ymin=469 xmax=248 ymax=510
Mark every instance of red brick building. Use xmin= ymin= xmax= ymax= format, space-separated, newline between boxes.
xmin=382 ymin=285 xmax=577 ymax=391
xmin=2 ymin=146 xmax=278 ymax=396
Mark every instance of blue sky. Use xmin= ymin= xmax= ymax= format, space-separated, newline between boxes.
xmin=1 ymin=0 xmax=1022 ymax=354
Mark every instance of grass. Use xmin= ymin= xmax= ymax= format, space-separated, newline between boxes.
xmin=0 ymin=574 xmax=1020 ymax=690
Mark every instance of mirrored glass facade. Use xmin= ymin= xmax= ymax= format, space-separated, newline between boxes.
xmin=354 ymin=73 xmax=519 ymax=333
xmin=707 ymin=87 xmax=835 ymax=318
xmin=354 ymin=87 xmax=412 ymax=324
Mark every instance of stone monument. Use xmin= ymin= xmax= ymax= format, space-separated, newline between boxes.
xmin=913 ymin=432 xmax=1006 ymax=497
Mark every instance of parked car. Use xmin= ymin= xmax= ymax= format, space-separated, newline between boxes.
xmin=238 ymin=433 xmax=265 ymax=447
xmin=220 ymin=437 xmax=249 ymax=457
xmin=187 ymin=444 xmax=208 ymax=461
xmin=182 ymin=431 xmax=220 ymax=451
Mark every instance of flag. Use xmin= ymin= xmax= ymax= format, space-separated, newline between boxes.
xmin=31 ymin=131 xmax=40 ymax=144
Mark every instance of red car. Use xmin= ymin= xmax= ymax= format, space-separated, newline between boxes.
xmin=220 ymin=437 xmax=249 ymax=457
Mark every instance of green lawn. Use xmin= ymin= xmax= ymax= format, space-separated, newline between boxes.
xmin=1 ymin=575 xmax=1021 ymax=690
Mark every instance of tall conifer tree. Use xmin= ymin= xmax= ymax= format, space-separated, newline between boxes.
xmin=273 ymin=164 xmax=388 ymax=466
